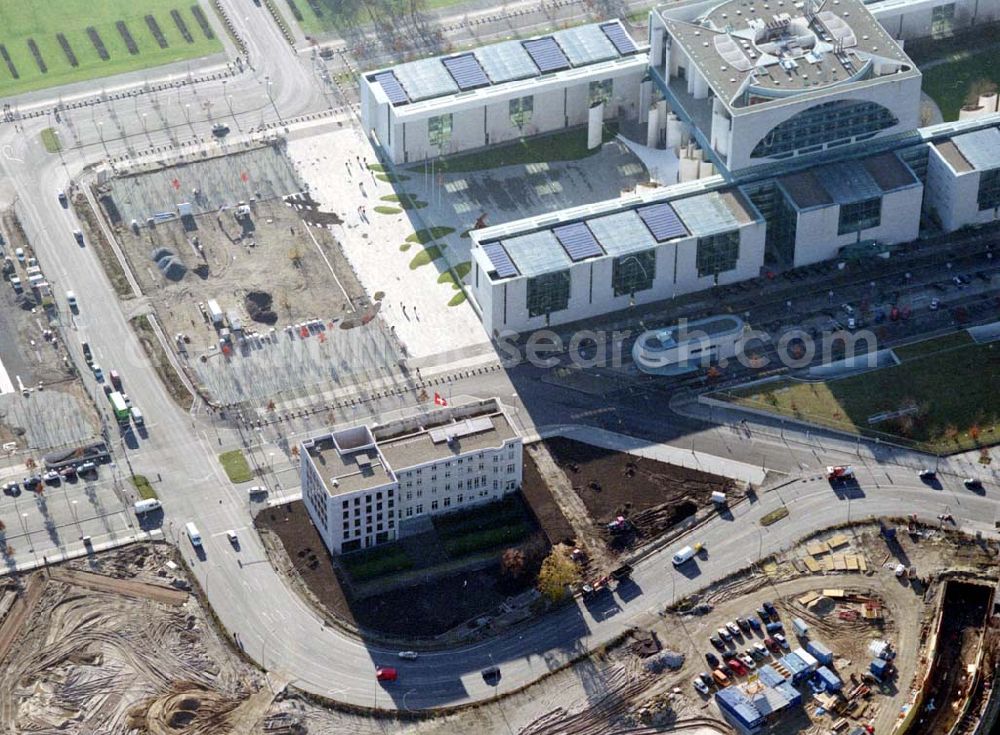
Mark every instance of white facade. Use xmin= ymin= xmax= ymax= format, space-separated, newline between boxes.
xmin=870 ymin=0 xmax=1000 ymax=40
xmin=360 ymin=21 xmax=647 ymax=164
xmin=470 ymin=184 xmax=765 ymax=335
xmin=300 ymin=399 xmax=522 ymax=555
xmin=925 ymin=132 xmax=1000 ymax=232
xmin=648 ymin=0 xmax=922 ymax=175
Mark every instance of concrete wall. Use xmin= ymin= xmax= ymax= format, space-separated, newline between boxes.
xmin=792 ymin=184 xmax=924 ymax=266
xmin=924 ymin=145 xmax=1000 ymax=231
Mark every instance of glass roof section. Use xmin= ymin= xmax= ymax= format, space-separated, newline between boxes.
xmin=474 ymin=40 xmax=539 ymax=83
xmin=501 ymin=231 xmax=571 ymax=277
xmin=553 ymin=24 xmax=617 ymax=66
xmin=587 ymin=211 xmax=658 ymax=255
xmin=820 ymin=159 xmax=882 ymax=205
xmin=671 ymin=192 xmax=741 ymax=236
xmin=392 ymin=58 xmax=459 ymax=102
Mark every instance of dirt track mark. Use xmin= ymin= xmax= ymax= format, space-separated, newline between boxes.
xmin=49 ymin=568 xmax=189 ymax=606
xmin=526 ymin=443 xmax=614 ymax=572
xmin=0 ymin=575 xmax=45 ymax=664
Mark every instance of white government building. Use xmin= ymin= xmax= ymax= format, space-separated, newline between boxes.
xmin=361 ymin=0 xmax=1000 ymax=335
xmin=300 ymin=399 xmax=522 ymax=555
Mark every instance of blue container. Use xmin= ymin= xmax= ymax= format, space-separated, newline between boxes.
xmin=870 ymin=658 xmax=889 ymax=679
xmin=815 ymin=666 xmax=843 ymax=692
xmin=806 ymin=640 xmax=834 ymax=665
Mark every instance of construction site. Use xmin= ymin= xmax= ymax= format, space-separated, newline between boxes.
xmin=0 ymin=543 xmax=274 ymax=734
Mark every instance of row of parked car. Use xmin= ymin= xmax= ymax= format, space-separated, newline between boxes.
xmin=694 ymin=601 xmax=788 ymax=693
xmin=2 ymin=462 xmax=99 ymax=496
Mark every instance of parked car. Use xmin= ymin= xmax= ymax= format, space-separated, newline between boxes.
xmin=726 ymin=621 xmax=742 ymax=638
xmin=698 ymin=672 xmax=714 ymax=687
xmin=58 ymin=191 xmax=68 ymax=207
xmin=693 ymin=677 xmax=710 ymax=695
xmin=762 ymin=601 xmax=777 ymax=616
xmin=739 ymin=654 xmax=757 ymax=670
xmin=66 ymin=291 xmax=78 ymax=311
xmin=737 ymin=618 xmax=751 ymax=634
xmin=705 ymin=651 xmax=720 ymax=667
xmin=747 ymin=617 xmax=762 ymax=632
xmin=712 ymin=669 xmax=731 ymax=687
xmin=763 ymin=636 xmax=779 ymax=652
xmin=376 ymin=667 xmax=398 ymax=682
xmin=753 ymin=642 xmax=769 ymax=658
xmin=918 ymin=469 xmax=936 ymax=481
xmin=727 ymin=658 xmax=747 ymax=676
xmin=717 ymin=627 xmax=732 ymax=642
xmin=709 ymin=637 xmax=725 ymax=651
xmin=226 ymin=529 xmax=238 ymax=545
xmin=757 ymin=607 xmax=771 ymax=623
xmin=965 ymin=477 xmax=983 ymax=490
xmin=826 ymin=466 xmax=855 ymax=482
xmin=398 ymin=651 xmax=419 ymax=660
xmin=74 ymin=230 xmax=84 ymax=245
xmin=774 ymin=633 xmax=790 ymax=650
xmin=91 ymin=363 xmax=104 ymax=382
xmin=42 ymin=470 xmax=60 ymax=485
xmin=2 ymin=481 xmax=20 ymax=496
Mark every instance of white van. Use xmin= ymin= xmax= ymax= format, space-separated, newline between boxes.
xmin=130 ymin=406 xmax=144 ymax=425
xmin=672 ymin=544 xmax=699 ymax=566
xmin=248 ymin=485 xmax=267 ymax=498
xmin=185 ymin=522 xmax=202 ymax=547
xmin=133 ymin=498 xmax=161 ymax=515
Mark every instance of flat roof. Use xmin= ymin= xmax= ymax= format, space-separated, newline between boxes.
xmin=818 ymin=158 xmax=883 ymax=204
xmin=780 ymin=169 xmax=833 ymax=208
xmin=935 ymin=140 xmax=973 ymax=173
xmin=378 ymin=414 xmax=517 ymax=470
xmin=658 ymin=0 xmax=916 ymax=111
xmin=862 ymin=151 xmax=917 ymax=190
xmin=476 ymin=180 xmax=760 ymax=281
xmin=368 ymin=20 xmax=642 ymax=107
xmin=951 ymin=127 xmax=1000 ymax=171
xmin=306 ymin=440 xmax=392 ymax=496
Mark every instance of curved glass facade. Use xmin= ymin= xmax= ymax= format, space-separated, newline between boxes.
xmin=751 ymin=100 xmax=898 ymax=159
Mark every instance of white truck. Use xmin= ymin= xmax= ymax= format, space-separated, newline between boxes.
xmin=206 ymin=299 xmax=224 ymax=326
xmin=185 ymin=522 xmax=203 ymax=547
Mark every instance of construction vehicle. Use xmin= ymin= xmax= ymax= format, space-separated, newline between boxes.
xmin=826 ymin=466 xmax=855 ymax=482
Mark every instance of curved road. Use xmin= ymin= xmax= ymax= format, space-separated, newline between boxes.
xmin=0 ymin=0 xmax=998 ymax=713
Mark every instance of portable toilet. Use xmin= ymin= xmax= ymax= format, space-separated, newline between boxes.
xmin=792 ymin=617 xmax=809 ymax=638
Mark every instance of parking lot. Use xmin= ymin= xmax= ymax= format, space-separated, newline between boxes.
xmin=0 ymin=464 xmax=134 ymax=569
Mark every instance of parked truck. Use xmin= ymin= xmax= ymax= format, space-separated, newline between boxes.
xmin=206 ymin=299 xmax=224 ymax=326
xmin=108 ymin=391 xmax=130 ymax=424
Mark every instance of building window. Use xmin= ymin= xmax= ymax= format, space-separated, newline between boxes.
xmin=977 ymin=169 xmax=1000 ymax=211
xmin=457 ymin=493 xmax=464 ymax=503
xmin=931 ymin=3 xmax=955 ymax=36
xmin=444 ymin=497 xmax=451 ymax=507
xmin=431 ymin=500 xmax=439 ymax=511
xmin=428 ymin=113 xmax=453 ymax=150
xmin=416 ymin=504 xmax=423 ymax=514
xmin=509 ymin=96 xmax=533 ymax=130
xmin=526 ymin=270 xmax=571 ymax=318
xmin=612 ymin=250 xmax=656 ymax=297
xmin=838 ymin=197 xmax=882 ymax=235
xmin=589 ymin=79 xmax=613 ymax=106
xmin=696 ymin=231 xmax=740 ymax=279
xmin=751 ymin=100 xmax=899 ymax=159
xmin=406 ymin=507 xmax=413 ymax=517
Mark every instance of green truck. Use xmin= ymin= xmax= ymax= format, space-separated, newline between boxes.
xmin=108 ymin=391 xmax=130 ymax=424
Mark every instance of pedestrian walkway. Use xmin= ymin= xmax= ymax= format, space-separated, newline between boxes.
xmin=533 ymin=424 xmax=768 ymax=486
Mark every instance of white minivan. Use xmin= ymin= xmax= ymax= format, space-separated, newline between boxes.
xmin=671 ymin=543 xmax=702 ymax=566
xmin=133 ymin=498 xmax=161 ymax=515
xmin=185 ymin=522 xmax=203 ymax=547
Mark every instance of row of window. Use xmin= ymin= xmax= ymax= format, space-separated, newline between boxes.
xmin=425 ymin=80 xmax=615 ymax=147
xmin=838 ymin=197 xmax=882 ymax=235
xmin=751 ymin=100 xmax=899 ymax=160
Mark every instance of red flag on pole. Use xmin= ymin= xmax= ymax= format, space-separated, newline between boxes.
xmin=434 ymin=392 xmax=447 ymax=406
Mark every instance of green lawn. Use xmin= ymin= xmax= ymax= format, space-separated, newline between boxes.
xmin=341 ymin=543 xmax=413 ymax=582
xmin=131 ymin=474 xmax=157 ymax=500
xmin=410 ymin=124 xmax=620 ymax=175
xmin=722 ymin=334 xmax=1000 ymax=453
xmin=919 ymin=44 xmax=1000 ymax=121
xmin=218 ymin=449 xmax=253 ymax=483
xmin=0 ymin=0 xmax=222 ymax=98
xmin=892 ymin=330 xmax=973 ymax=361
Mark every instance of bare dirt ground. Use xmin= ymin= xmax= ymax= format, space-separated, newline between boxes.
xmin=257 ymin=493 xmax=551 ymax=639
xmin=539 ymin=437 xmax=732 ymax=553
xmin=0 ymin=543 xmax=268 ymax=733
xmin=520 ymin=450 xmax=576 ymax=547
xmin=114 ymin=197 xmax=366 ymax=354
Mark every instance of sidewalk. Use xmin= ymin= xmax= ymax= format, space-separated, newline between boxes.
xmin=530 ymin=424 xmax=769 ymax=486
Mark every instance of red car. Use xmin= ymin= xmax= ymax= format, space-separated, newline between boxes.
xmin=376 ymin=667 xmax=398 ymax=682
xmin=726 ymin=658 xmax=747 ymax=676
xmin=763 ymin=637 xmax=780 ymax=652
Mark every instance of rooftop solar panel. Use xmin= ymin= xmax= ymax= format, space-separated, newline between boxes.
xmin=442 ymin=53 xmax=490 ymax=91
xmin=482 ymin=241 xmax=518 ymax=279
xmin=553 ymin=222 xmax=603 ymax=261
xmin=637 ymin=203 xmax=688 ymax=242
xmin=523 ymin=37 xmax=570 ymax=73
xmin=474 ymin=40 xmax=539 ymax=82
xmin=373 ymin=71 xmax=409 ymax=105
xmin=601 ymin=21 xmax=638 ymax=55
xmin=554 ymin=24 xmax=617 ymax=66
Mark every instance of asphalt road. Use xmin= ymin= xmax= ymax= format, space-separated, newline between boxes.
xmin=0 ymin=0 xmax=997 ymax=714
